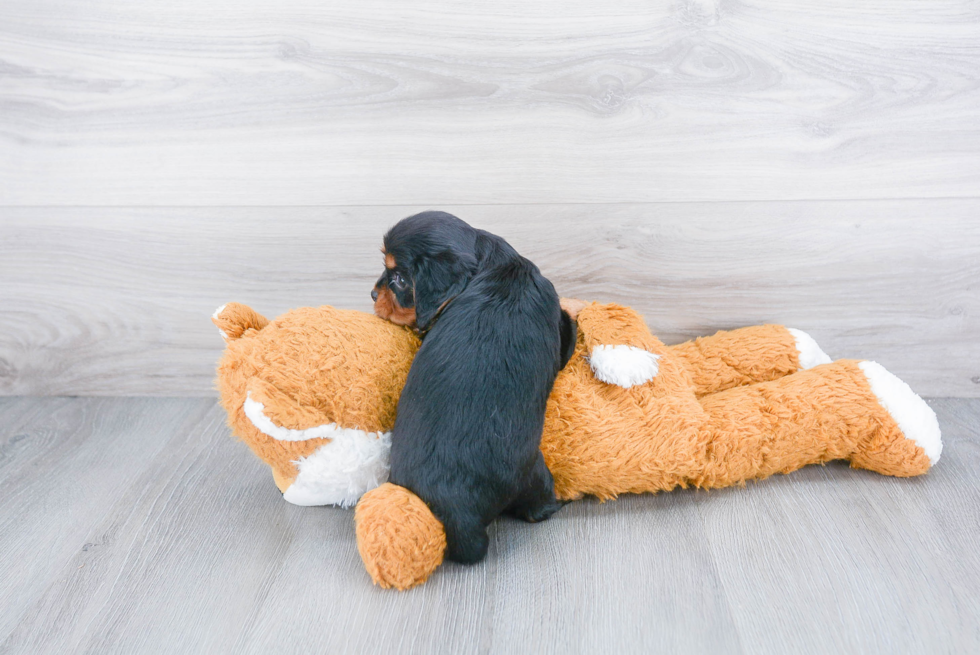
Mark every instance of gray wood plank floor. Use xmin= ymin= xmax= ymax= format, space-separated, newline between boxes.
xmin=1 ymin=396 xmax=978 ymax=654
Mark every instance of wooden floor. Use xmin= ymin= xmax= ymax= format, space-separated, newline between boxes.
xmin=1 ymin=395 xmax=978 ymax=654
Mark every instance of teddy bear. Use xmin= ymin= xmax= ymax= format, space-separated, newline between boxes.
xmin=212 ymin=300 xmax=941 ymax=590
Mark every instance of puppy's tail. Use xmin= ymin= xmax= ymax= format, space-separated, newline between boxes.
xmin=212 ymin=303 xmax=270 ymax=342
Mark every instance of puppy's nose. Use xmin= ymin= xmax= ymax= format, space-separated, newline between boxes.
xmin=371 ymin=288 xmax=379 ymax=302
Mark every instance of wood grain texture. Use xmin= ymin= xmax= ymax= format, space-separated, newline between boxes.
xmin=2 ymin=201 xmax=978 ymax=397
xmin=696 ymin=397 xmax=980 ymax=654
xmin=1 ymin=397 xmax=978 ymax=653
xmin=0 ymin=397 xmax=216 ymax=647
xmin=1 ymin=0 xmax=978 ymax=205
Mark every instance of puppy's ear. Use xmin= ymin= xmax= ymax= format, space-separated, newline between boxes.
xmin=559 ymin=309 xmax=577 ymax=369
xmin=413 ymin=252 xmax=473 ymax=331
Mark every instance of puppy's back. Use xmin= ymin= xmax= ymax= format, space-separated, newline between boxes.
xmin=389 ymin=230 xmax=564 ymax=562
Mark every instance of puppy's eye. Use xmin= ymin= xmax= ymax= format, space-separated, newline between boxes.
xmin=390 ymin=273 xmax=408 ymax=291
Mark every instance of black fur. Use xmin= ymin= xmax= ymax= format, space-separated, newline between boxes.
xmin=382 ymin=211 xmax=575 ymax=564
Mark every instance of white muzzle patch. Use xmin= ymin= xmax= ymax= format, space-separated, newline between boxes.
xmin=243 ymin=392 xmax=391 ymax=507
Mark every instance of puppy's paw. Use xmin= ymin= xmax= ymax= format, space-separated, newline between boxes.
xmin=518 ymin=499 xmax=562 ymax=523
xmin=588 ymin=345 xmax=661 ymax=388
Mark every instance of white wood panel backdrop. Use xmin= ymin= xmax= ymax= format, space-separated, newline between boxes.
xmin=1 ymin=202 xmax=978 ymax=397
xmin=0 ymin=0 xmax=978 ymax=396
xmin=0 ymin=0 xmax=978 ymax=204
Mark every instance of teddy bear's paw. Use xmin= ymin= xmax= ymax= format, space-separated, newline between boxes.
xmin=859 ymin=361 xmax=942 ymax=465
xmin=356 ymin=483 xmax=446 ymax=590
xmin=787 ymin=328 xmax=832 ymax=370
xmin=588 ymin=345 xmax=661 ymax=388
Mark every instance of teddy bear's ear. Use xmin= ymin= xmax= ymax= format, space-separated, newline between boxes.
xmin=212 ymin=303 xmax=269 ymax=341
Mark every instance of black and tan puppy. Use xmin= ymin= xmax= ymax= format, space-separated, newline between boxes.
xmin=372 ymin=211 xmax=576 ymax=564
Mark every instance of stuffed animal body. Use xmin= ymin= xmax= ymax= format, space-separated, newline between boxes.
xmin=213 ymin=302 xmax=418 ymax=507
xmin=213 ymin=301 xmax=941 ymax=590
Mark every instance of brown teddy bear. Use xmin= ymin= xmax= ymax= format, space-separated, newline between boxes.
xmin=213 ymin=300 xmax=941 ymax=590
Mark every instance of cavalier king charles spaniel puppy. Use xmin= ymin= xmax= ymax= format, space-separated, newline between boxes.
xmin=372 ymin=211 xmax=576 ymax=564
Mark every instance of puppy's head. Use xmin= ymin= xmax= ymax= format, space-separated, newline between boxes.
xmin=372 ymin=251 xmax=417 ymax=327
xmin=373 ymin=211 xmax=478 ymax=331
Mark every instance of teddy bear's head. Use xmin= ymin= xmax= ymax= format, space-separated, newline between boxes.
xmin=213 ymin=303 xmax=420 ymax=507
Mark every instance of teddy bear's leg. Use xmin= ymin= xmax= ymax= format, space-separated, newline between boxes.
xmin=505 ymin=452 xmax=563 ymax=523
xmin=693 ymin=359 xmax=940 ymax=488
xmin=848 ymin=361 xmax=942 ymax=474
xmin=670 ymin=325 xmax=832 ymax=398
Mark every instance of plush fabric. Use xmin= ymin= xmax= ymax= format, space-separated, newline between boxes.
xmin=215 ymin=304 xmax=419 ymax=489
xmin=355 ymin=483 xmax=447 ymax=590
xmin=213 ymin=301 xmax=940 ymax=590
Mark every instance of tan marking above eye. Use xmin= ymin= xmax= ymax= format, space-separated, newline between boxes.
xmin=385 ymin=253 xmax=396 ymax=269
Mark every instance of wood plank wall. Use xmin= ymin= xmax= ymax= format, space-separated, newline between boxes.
xmin=1 ymin=1 xmax=978 ymax=396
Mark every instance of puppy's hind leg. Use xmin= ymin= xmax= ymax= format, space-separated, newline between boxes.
xmin=442 ymin=511 xmax=490 ymax=564
xmin=506 ymin=453 xmax=563 ymax=524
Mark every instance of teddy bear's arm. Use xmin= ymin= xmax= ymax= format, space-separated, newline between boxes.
xmin=669 ymin=325 xmax=831 ymax=398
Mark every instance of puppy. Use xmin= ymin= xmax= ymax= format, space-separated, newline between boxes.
xmin=372 ymin=211 xmax=576 ymax=564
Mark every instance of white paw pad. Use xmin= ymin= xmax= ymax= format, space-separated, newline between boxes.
xmin=788 ymin=328 xmax=832 ymax=369
xmin=588 ymin=345 xmax=660 ymax=388
xmin=859 ymin=361 xmax=942 ymax=465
